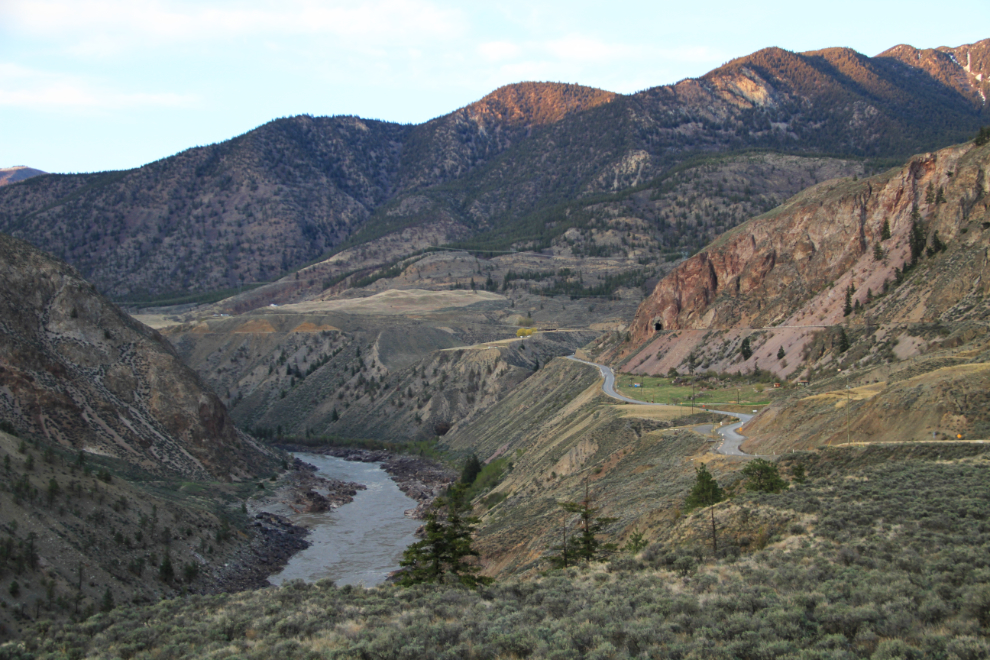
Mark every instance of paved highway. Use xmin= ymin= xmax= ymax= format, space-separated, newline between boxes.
xmin=566 ymin=355 xmax=754 ymax=457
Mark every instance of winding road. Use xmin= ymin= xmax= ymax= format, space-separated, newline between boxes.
xmin=566 ymin=355 xmax=754 ymax=457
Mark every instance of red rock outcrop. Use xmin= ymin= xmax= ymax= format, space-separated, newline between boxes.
xmin=623 ymin=140 xmax=990 ymax=376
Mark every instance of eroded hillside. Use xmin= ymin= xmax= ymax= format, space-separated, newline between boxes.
xmin=0 ymin=233 xmax=276 ymax=481
xmin=607 ymin=137 xmax=990 ymax=453
xmin=162 ymin=290 xmax=604 ymax=442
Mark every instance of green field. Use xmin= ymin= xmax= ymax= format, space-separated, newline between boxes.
xmin=614 ymin=373 xmax=771 ymax=408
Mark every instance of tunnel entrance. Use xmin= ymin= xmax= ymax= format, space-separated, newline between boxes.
xmin=654 ymin=321 xmax=663 ymax=331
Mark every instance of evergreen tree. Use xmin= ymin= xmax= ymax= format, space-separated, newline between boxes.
xmin=399 ymin=484 xmax=490 ymax=588
xmin=873 ymin=243 xmax=884 ymax=261
xmin=976 ymin=125 xmax=990 ymax=147
xmin=548 ymin=521 xmax=578 ymax=569
xmin=792 ymin=463 xmax=807 ymax=485
xmin=777 ymin=346 xmax=786 ymax=360
xmin=928 ymin=231 xmax=945 ymax=255
xmin=159 ymin=552 xmax=174 ymax=583
xmin=909 ymin=214 xmax=927 ymax=265
xmin=101 ymin=586 xmax=114 ymax=612
xmin=460 ymin=454 xmax=482 ymax=485
xmin=837 ymin=328 xmax=850 ymax=353
xmin=551 ymin=484 xmax=617 ymax=566
xmin=880 ymin=219 xmax=891 ymax=241
xmin=740 ymin=337 xmax=753 ymax=360
xmin=843 ymin=284 xmax=854 ymax=317
xmin=622 ymin=527 xmax=649 ymax=555
xmin=741 ymin=458 xmax=789 ymax=493
xmin=684 ymin=464 xmax=725 ymax=554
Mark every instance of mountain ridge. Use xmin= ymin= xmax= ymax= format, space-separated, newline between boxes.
xmin=0 ymin=39 xmax=987 ymax=299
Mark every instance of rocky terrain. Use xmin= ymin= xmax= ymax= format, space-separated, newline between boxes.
xmin=0 ymin=423 xmax=291 ymax=639
xmin=0 ymin=233 xmax=289 ymax=638
xmin=595 ymin=136 xmax=990 ymax=456
xmin=0 ymin=232 xmax=277 ymax=481
xmin=2 ymin=34 xmax=990 ymax=655
xmin=618 ymin=139 xmax=990 ymax=373
xmin=0 ymin=41 xmax=987 ymax=301
xmin=160 ymin=289 xmax=606 ymax=442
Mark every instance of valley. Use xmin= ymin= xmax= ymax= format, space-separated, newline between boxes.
xmin=1 ymin=36 xmax=990 ymax=659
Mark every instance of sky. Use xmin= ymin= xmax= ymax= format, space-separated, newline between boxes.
xmin=2 ymin=0 xmax=988 ymax=174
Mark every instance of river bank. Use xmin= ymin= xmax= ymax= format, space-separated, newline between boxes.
xmin=274 ymin=445 xmax=458 ymax=519
xmin=212 ymin=449 xmax=455 ymax=591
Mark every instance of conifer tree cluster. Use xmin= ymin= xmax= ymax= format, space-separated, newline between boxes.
xmin=398 ymin=484 xmax=491 ymax=588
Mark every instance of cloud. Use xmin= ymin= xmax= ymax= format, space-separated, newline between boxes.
xmin=0 ymin=64 xmax=197 ymax=111
xmin=4 ymin=0 xmax=467 ymax=55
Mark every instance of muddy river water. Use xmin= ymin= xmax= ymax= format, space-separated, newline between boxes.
xmin=268 ymin=453 xmax=423 ymax=587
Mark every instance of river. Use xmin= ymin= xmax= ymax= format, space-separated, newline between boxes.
xmin=268 ymin=453 xmax=423 ymax=587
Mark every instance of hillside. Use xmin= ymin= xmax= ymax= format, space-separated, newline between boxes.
xmin=10 ymin=435 xmax=990 ymax=658
xmin=0 ymin=233 xmax=293 ymax=638
xmin=0 ymin=40 xmax=987 ymax=299
xmin=0 ymin=233 xmax=277 ymax=480
xmin=605 ymin=135 xmax=990 ymax=455
xmin=160 ymin=289 xmax=610 ymax=442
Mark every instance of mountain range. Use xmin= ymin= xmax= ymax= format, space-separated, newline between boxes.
xmin=0 ymin=40 xmax=987 ymax=300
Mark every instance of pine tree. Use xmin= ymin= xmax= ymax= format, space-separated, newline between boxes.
xmin=843 ymin=284 xmax=854 ymax=317
xmin=740 ymin=337 xmax=753 ymax=360
xmin=101 ymin=586 xmax=114 ymax=612
xmin=777 ymin=346 xmax=786 ymax=360
xmin=548 ymin=521 xmax=578 ymax=569
xmin=837 ymin=328 xmax=850 ymax=354
xmin=460 ymin=454 xmax=482 ymax=485
xmin=398 ymin=484 xmax=490 ymax=588
xmin=880 ymin=219 xmax=891 ymax=241
xmin=685 ymin=464 xmax=725 ymax=554
xmin=551 ymin=483 xmax=617 ymax=566
xmin=159 ymin=552 xmax=174 ymax=583
xmin=741 ymin=458 xmax=789 ymax=493
xmin=909 ymin=214 xmax=927 ymax=265
xmin=622 ymin=528 xmax=649 ymax=555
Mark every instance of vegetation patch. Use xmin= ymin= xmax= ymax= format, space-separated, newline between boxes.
xmin=11 ymin=452 xmax=990 ymax=658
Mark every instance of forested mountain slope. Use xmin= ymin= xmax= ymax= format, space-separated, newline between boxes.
xmin=0 ymin=41 xmax=986 ymax=299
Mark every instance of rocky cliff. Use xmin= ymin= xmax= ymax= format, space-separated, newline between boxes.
xmin=0 ymin=232 xmax=277 ymax=480
xmin=622 ymin=138 xmax=990 ymax=380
